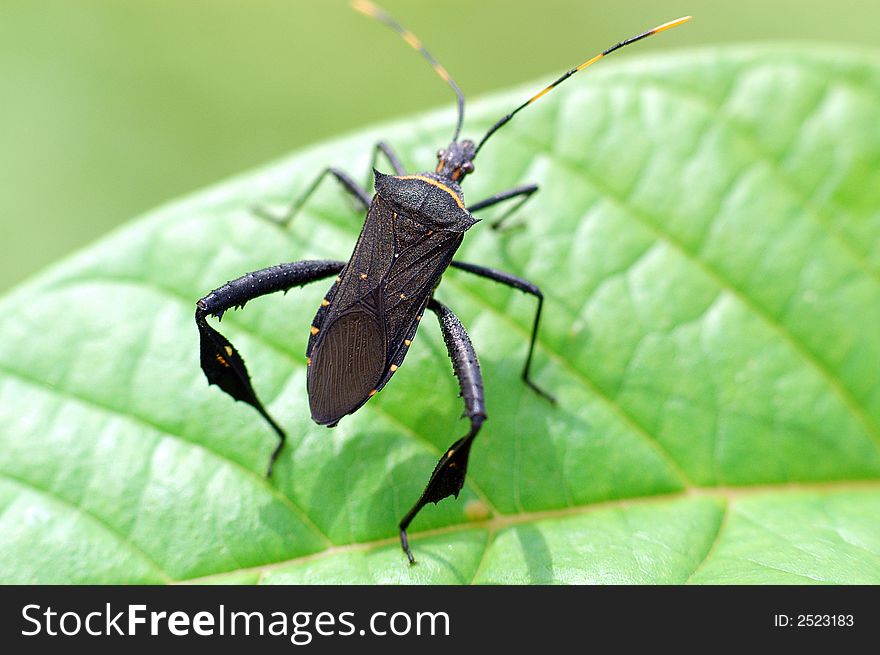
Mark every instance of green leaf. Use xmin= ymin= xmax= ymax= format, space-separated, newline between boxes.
xmin=2 ymin=46 xmax=879 ymax=584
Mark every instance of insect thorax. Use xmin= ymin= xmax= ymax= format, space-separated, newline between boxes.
xmin=373 ymin=170 xmax=477 ymax=232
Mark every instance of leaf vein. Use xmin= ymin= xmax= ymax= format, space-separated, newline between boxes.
xmin=508 ymin=133 xmax=880 ymax=448
xmin=0 ymin=362 xmax=333 ymax=550
xmin=0 ymin=470 xmax=172 ymax=583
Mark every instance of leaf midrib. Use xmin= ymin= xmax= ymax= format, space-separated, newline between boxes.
xmin=178 ymin=479 xmax=880 ymax=584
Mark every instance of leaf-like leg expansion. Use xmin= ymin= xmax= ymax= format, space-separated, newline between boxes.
xmin=450 ymin=260 xmax=555 ymax=404
xmin=254 ymin=167 xmax=371 ymax=227
xmin=399 ymin=298 xmax=486 ymax=564
xmin=467 ymin=183 xmax=538 ymax=230
xmin=196 ymin=259 xmax=345 ymax=476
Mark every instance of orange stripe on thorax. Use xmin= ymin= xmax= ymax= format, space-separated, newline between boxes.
xmin=397 ymin=175 xmax=464 ymax=209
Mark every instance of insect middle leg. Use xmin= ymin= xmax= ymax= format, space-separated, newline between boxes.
xmin=467 ymin=183 xmax=539 ymax=230
xmin=196 ymin=259 xmax=345 ymax=476
xmin=399 ymin=298 xmax=486 ymax=565
xmin=450 ymin=260 xmax=555 ymax=403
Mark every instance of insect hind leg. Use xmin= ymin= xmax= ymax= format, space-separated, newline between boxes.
xmin=196 ymin=259 xmax=345 ymax=476
xmin=399 ymin=299 xmax=486 ymax=565
xmin=450 ymin=260 xmax=555 ymax=404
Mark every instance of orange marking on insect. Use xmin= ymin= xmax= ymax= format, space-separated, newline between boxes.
xmin=574 ymin=53 xmax=604 ymax=73
xmin=335 ymin=276 xmax=341 ymax=283
xmin=224 ymin=346 xmax=233 ymax=356
xmin=651 ymin=15 xmax=692 ymax=34
xmin=397 ymin=175 xmax=464 ymax=209
xmin=360 ymin=273 xmax=368 ymax=280
xmin=527 ymin=83 xmax=556 ymax=105
xmin=399 ymin=293 xmax=407 ymax=300
xmin=321 ymin=299 xmax=330 ymax=307
xmin=369 ymin=389 xmax=378 ymax=397
xmin=416 ymin=315 xmax=422 ymax=321
xmin=404 ymin=339 xmax=411 ymax=347
xmin=350 ymin=0 xmax=379 ymax=18
xmin=215 ymin=354 xmax=229 ymax=367
xmin=390 ymin=364 xmax=398 ymax=372
xmin=306 ymin=357 xmax=312 ymax=366
xmin=310 ymin=326 xmax=320 ymax=335
xmin=402 ymin=31 xmax=422 ymax=50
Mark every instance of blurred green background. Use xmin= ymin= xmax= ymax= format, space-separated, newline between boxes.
xmin=1 ymin=0 xmax=876 ymax=292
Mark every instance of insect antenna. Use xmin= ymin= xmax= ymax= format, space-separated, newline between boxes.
xmin=474 ymin=15 xmax=692 ymax=156
xmin=352 ymin=0 xmax=466 ymax=142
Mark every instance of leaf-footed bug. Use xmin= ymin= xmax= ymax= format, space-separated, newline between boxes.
xmin=196 ymin=1 xmax=691 ymax=564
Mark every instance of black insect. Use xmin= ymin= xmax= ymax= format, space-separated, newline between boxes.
xmin=195 ymin=0 xmax=690 ymax=563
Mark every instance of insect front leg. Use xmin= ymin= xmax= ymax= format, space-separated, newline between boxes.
xmin=467 ymin=182 xmax=538 ymax=230
xmin=450 ymin=261 xmax=555 ymax=403
xmin=367 ymin=140 xmax=407 ymax=187
xmin=253 ymin=167 xmax=372 ymax=228
xmin=399 ymin=299 xmax=486 ymax=565
xmin=196 ymin=259 xmax=345 ymax=476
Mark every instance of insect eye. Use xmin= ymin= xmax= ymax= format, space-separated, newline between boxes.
xmin=436 ymin=149 xmax=446 ymax=159
xmin=462 ymin=161 xmax=475 ymax=173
